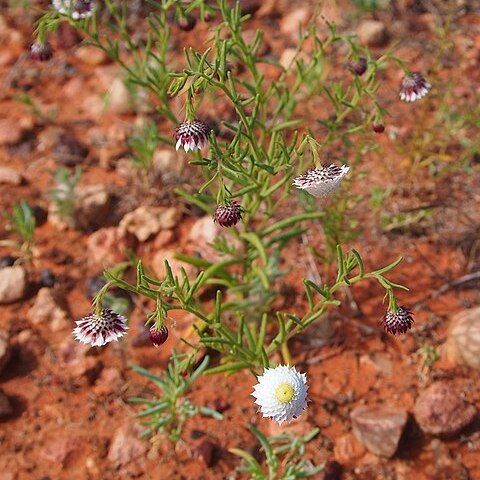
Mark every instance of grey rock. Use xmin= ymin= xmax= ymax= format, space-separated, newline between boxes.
xmin=413 ymin=382 xmax=477 ymax=437
xmin=0 ymin=266 xmax=27 ymax=304
xmin=351 ymin=405 xmax=408 ymax=458
xmin=445 ymin=307 xmax=480 ymax=370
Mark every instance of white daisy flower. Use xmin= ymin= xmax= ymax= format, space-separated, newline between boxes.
xmin=399 ymin=73 xmax=431 ymax=103
xmin=292 ymin=164 xmax=350 ymax=198
xmin=252 ymin=365 xmax=308 ymax=424
xmin=73 ymin=309 xmax=128 ymax=347
xmin=52 ymin=0 xmax=96 ymax=19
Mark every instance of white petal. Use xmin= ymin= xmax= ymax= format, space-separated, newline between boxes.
xmin=251 ymin=365 xmax=308 ymax=424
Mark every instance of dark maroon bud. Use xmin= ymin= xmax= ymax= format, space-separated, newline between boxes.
xmin=348 ymin=57 xmax=367 ymax=76
xmin=29 ymin=42 xmax=54 ymax=62
xmin=214 ymin=202 xmax=243 ymax=228
xmin=149 ymin=325 xmax=169 ymax=347
xmin=372 ymin=122 xmax=385 ymax=133
xmin=177 ymin=15 xmax=196 ymax=31
xmin=381 ymin=306 xmax=414 ymax=335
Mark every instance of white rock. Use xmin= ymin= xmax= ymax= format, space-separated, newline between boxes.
xmin=50 ymin=184 xmax=112 ymax=231
xmin=153 ymin=149 xmax=182 ymax=174
xmin=37 ymin=126 xmax=65 ymax=152
xmin=106 ymin=78 xmax=135 ymax=115
xmin=357 ymin=20 xmax=388 ymax=47
xmin=87 ymin=227 xmax=133 ymax=266
xmin=74 ymin=184 xmax=112 ymax=231
xmin=279 ymin=48 xmax=298 ymax=69
xmin=445 ymin=307 xmax=480 ymax=370
xmin=74 ymin=45 xmax=108 ymax=66
xmin=108 ymin=423 xmax=148 ymax=468
xmin=48 ymin=205 xmax=75 ymax=230
xmin=0 ymin=119 xmax=24 ymax=146
xmin=0 ymin=266 xmax=27 ymax=304
xmin=280 ymin=8 xmax=310 ymax=40
xmin=81 ymin=94 xmax=105 ymax=118
xmin=27 ymin=288 xmax=69 ymax=332
xmin=187 ymin=216 xmax=235 ymax=263
xmin=119 ymin=206 xmax=181 ymax=242
xmin=0 ymin=167 xmax=23 ymax=185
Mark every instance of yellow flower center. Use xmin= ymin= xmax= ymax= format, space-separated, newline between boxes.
xmin=274 ymin=383 xmax=295 ymax=403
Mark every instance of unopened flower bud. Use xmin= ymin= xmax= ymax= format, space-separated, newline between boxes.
xmin=30 ymin=42 xmax=54 ymax=62
xmin=149 ymin=325 xmax=169 ymax=347
xmin=214 ymin=202 xmax=243 ymax=228
xmin=177 ymin=15 xmax=196 ymax=31
xmin=348 ymin=57 xmax=367 ymax=76
xmin=381 ymin=306 xmax=414 ymax=335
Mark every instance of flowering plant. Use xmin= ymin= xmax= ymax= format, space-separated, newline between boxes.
xmin=33 ymin=0 xmax=424 ymax=460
